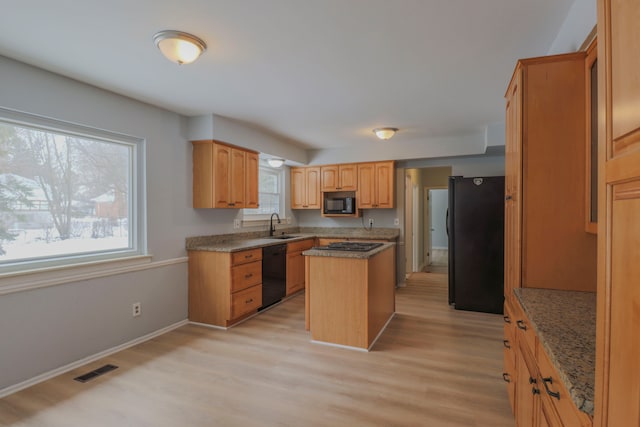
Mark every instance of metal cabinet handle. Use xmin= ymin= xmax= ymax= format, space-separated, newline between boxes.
xmin=529 ymin=377 xmax=537 ymax=384
xmin=516 ymin=320 xmax=527 ymax=330
xmin=502 ymin=373 xmax=511 ymax=383
xmin=503 ymin=315 xmax=511 ymax=324
xmin=503 ymin=340 xmax=511 ymax=349
xmin=245 ymin=254 xmax=253 ymax=259
xmin=245 ymin=298 xmax=253 ymax=304
xmin=532 ymin=387 xmax=540 ymax=395
xmin=244 ymin=273 xmax=253 ymax=279
xmin=505 ymin=195 xmax=513 ymax=201
xmin=228 ymin=203 xmax=235 ymax=207
xmin=542 ymin=377 xmax=560 ymax=400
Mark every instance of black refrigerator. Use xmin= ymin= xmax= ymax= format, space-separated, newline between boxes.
xmin=447 ymin=176 xmax=505 ymax=314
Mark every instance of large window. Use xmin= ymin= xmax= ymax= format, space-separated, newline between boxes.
xmin=0 ymin=108 xmax=145 ymax=272
xmin=243 ymin=162 xmax=283 ymax=219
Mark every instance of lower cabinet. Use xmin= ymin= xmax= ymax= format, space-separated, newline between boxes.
xmin=286 ymin=239 xmax=314 ymax=296
xmin=188 ymin=248 xmax=263 ymax=327
xmin=504 ymin=299 xmax=592 ymax=427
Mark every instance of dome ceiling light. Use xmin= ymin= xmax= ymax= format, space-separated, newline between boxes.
xmin=373 ymin=127 xmax=398 ymax=140
xmin=153 ymin=30 xmax=207 ymax=65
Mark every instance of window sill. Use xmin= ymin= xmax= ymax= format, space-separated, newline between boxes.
xmin=0 ymin=254 xmax=169 ymax=295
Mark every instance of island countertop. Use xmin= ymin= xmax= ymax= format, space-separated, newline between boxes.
xmin=514 ymin=288 xmax=596 ymax=416
xmin=302 ymin=242 xmax=395 ymax=259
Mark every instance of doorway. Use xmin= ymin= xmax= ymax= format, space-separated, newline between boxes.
xmin=426 ymin=188 xmax=448 ymax=273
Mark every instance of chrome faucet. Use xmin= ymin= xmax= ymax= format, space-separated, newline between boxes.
xmin=269 ymin=213 xmax=281 ymax=236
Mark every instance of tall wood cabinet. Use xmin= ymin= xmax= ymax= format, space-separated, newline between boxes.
xmin=594 ymin=0 xmax=640 ymax=425
xmin=504 ymin=53 xmax=597 ymax=304
xmin=357 ymin=161 xmax=395 ymax=209
xmin=192 ymin=140 xmax=259 ymax=209
xmin=291 ymin=166 xmax=321 ymax=209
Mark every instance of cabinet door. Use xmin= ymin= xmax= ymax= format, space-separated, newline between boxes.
xmin=291 ymin=167 xmax=321 ymax=209
xmin=245 ymin=151 xmax=259 ymax=209
xmin=357 ymin=163 xmax=375 ymax=209
xmin=229 ymin=148 xmax=246 ymax=208
xmin=320 ymin=165 xmax=339 ymax=191
xmin=339 ymin=164 xmax=358 ymax=191
xmin=515 ymin=344 xmax=538 ymax=427
xmin=375 ymin=161 xmax=394 ymax=208
xmin=192 ymin=141 xmax=214 ymax=208
xmin=306 ymin=167 xmax=321 ymax=209
xmin=291 ymin=168 xmax=306 ymax=209
xmin=504 ymin=70 xmax=522 ymax=303
xmin=213 ymin=143 xmax=232 ymax=208
xmin=596 ymin=1 xmax=640 ymax=425
xmin=286 ymin=251 xmax=305 ymax=295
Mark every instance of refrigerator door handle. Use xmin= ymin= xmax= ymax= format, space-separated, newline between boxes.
xmin=446 ymin=208 xmax=449 ymax=236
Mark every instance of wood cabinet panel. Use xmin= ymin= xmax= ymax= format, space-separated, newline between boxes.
xmin=596 ymin=1 xmax=640 ymax=425
xmin=286 ymin=239 xmax=314 ymax=296
xmin=230 ymin=284 xmax=262 ymax=319
xmin=515 ymin=341 xmax=538 ymax=427
xmin=291 ymin=167 xmax=321 ymax=209
xmin=504 ymin=54 xmax=597 ymax=299
xmin=321 ymin=164 xmax=357 ymax=191
xmin=189 ymin=248 xmax=263 ymax=327
xmin=192 ymin=140 xmax=257 ymax=209
xmin=357 ymin=161 xmax=395 ymax=209
xmin=231 ymin=248 xmax=262 ymax=265
xmin=230 ymin=261 xmax=262 ymax=292
xmin=245 ymin=151 xmax=259 ymax=209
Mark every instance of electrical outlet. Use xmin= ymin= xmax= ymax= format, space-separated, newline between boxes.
xmin=368 ymin=218 xmax=374 ymax=227
xmin=233 ymin=219 xmax=241 ymax=229
xmin=132 ymin=302 xmax=141 ymax=317
xmin=394 ymin=218 xmax=400 ymax=226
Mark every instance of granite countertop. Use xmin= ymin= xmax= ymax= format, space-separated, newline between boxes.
xmin=302 ymin=242 xmax=395 ymax=259
xmin=186 ymin=227 xmax=400 ymax=252
xmin=514 ymin=288 xmax=596 ymax=416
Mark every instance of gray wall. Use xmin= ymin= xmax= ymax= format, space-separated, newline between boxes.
xmin=0 ymin=55 xmax=258 ymax=392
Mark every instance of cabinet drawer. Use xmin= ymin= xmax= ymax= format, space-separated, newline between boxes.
xmin=231 ymin=261 xmax=262 ymax=292
xmin=230 ymin=284 xmax=262 ymax=319
xmin=231 ymin=248 xmax=262 ymax=265
xmin=287 ymin=238 xmax=314 ymax=253
xmin=512 ymin=300 xmax=536 ymax=355
xmin=537 ymin=346 xmax=590 ymax=426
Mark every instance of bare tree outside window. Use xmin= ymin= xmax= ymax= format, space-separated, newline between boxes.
xmin=0 ymin=120 xmax=133 ymax=264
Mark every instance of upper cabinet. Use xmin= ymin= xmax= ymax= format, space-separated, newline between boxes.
xmin=192 ymin=140 xmax=259 ymax=209
xmin=357 ymin=161 xmax=395 ymax=209
xmin=320 ymin=164 xmax=358 ymax=191
xmin=291 ymin=166 xmax=321 ymax=209
xmin=595 ymin=0 xmax=640 ymax=425
xmin=503 ymin=53 xmax=597 ymax=302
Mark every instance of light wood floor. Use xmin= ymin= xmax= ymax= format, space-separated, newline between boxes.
xmin=0 ymin=272 xmax=513 ymax=427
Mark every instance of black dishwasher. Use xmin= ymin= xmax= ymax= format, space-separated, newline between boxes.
xmin=260 ymin=244 xmax=286 ymax=309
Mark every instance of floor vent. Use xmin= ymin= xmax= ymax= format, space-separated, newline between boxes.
xmin=73 ymin=364 xmax=118 ymax=383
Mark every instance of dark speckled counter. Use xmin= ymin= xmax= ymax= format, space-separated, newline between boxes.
xmin=514 ymin=288 xmax=596 ymax=416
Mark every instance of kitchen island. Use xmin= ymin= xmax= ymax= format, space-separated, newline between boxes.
xmin=303 ymin=242 xmax=396 ymax=350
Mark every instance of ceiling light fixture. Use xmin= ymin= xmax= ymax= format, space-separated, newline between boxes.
xmin=267 ymin=158 xmax=285 ymax=168
xmin=373 ymin=127 xmax=398 ymax=140
xmin=153 ymin=30 xmax=207 ymax=65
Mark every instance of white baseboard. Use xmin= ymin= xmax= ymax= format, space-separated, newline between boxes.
xmin=0 ymin=319 xmax=189 ymax=399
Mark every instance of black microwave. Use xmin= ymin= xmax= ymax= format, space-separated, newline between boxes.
xmin=324 ymin=196 xmax=355 ymax=214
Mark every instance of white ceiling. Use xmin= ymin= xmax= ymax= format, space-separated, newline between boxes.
xmin=0 ymin=0 xmax=574 ymax=153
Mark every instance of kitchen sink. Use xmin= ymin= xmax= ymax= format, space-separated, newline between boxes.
xmin=269 ymin=235 xmax=298 ymax=240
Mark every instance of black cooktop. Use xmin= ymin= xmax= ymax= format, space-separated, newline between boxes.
xmin=311 ymin=242 xmax=384 ymax=252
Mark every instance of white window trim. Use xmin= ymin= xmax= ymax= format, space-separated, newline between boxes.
xmin=241 ymin=162 xmax=285 ymax=223
xmin=0 ymin=106 xmax=147 ymax=275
